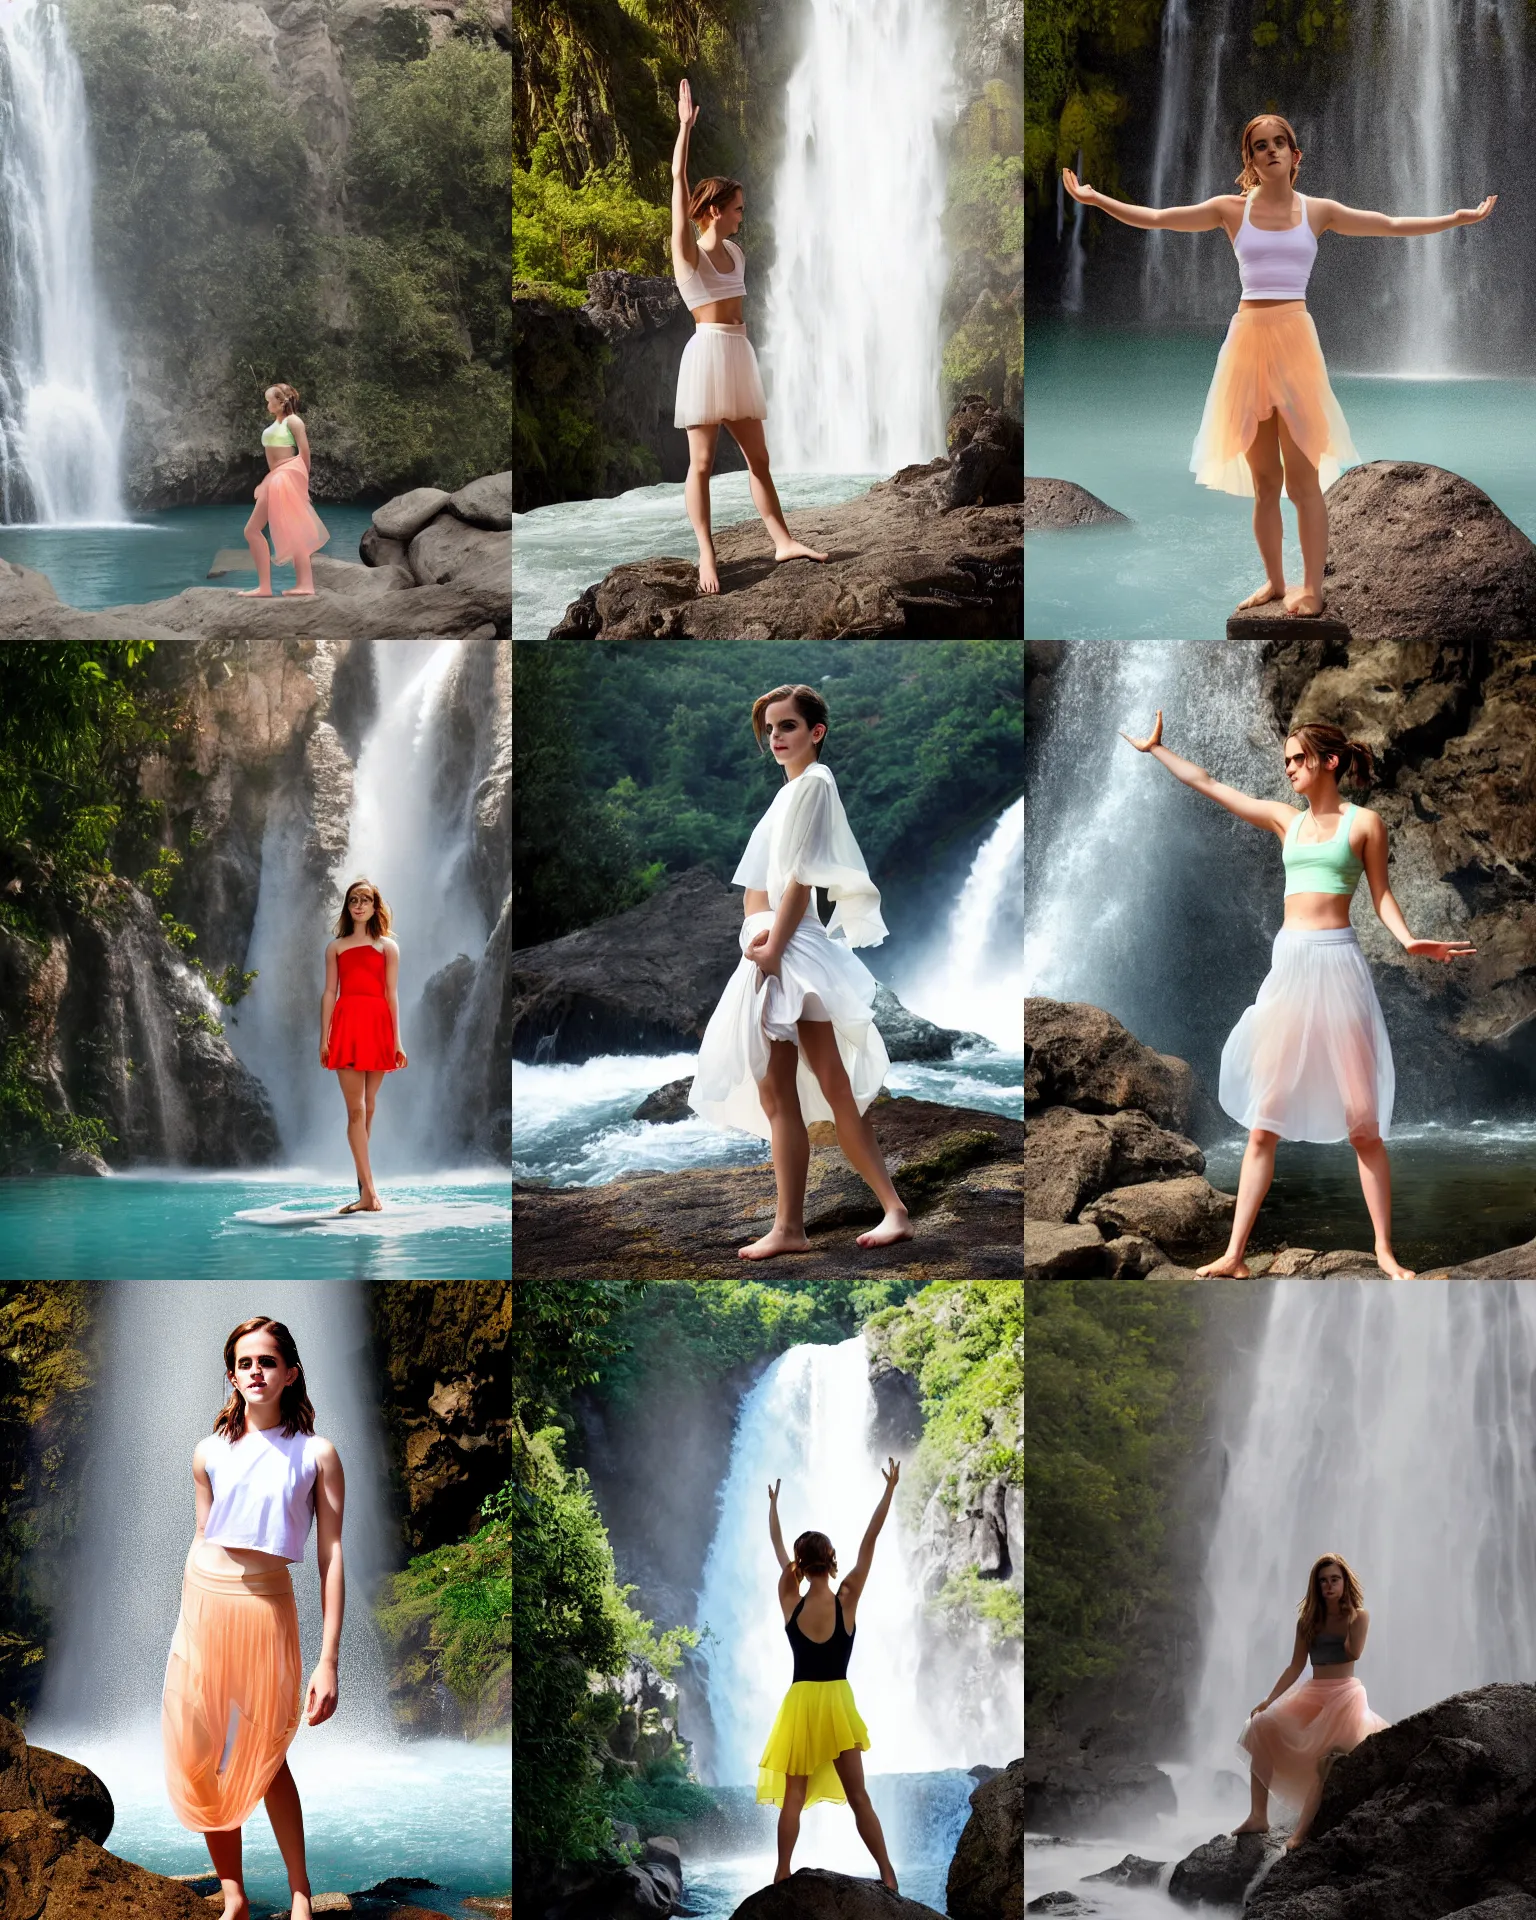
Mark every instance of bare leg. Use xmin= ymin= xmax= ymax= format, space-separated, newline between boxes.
xmin=1277 ymin=414 xmax=1327 ymax=615
xmin=797 ymin=1020 xmax=910 ymax=1247
xmin=204 ymin=1827 xmax=248 ymax=1919
xmin=1285 ymin=1766 xmax=1328 ymax=1850
xmin=238 ymin=502 xmax=274 ymax=597
xmin=775 ymin=1774 xmax=808 ymax=1883
xmin=262 ymin=1761 xmax=314 ymax=1918
xmin=741 ymin=1040 xmax=812 ymax=1259
xmin=685 ymin=424 xmax=721 ymax=593
xmin=335 ymin=1068 xmax=382 ymax=1210
xmin=1352 ymin=1128 xmax=1412 ymax=1278
xmin=725 ymin=417 xmax=827 ymax=563
xmin=284 ymin=549 xmax=317 ymax=596
xmin=1233 ymin=1756 xmax=1270 ymax=1834
xmin=833 ymin=1748 xmax=896 ymax=1891
xmin=1198 ymin=1126 xmax=1279 ymax=1276
xmin=1236 ymin=413 xmax=1285 ymax=610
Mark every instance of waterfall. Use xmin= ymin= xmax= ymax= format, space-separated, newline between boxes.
xmin=0 ymin=0 xmax=123 ymax=523
xmin=760 ymin=0 xmax=956 ymax=470
xmin=1062 ymin=150 xmax=1086 ymax=314
xmin=1186 ymin=1284 xmax=1536 ymax=1793
xmin=38 ymin=1281 xmax=396 ymax=1739
xmin=900 ymin=799 xmax=1023 ymax=1052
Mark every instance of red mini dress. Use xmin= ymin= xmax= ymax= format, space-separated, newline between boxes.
xmin=324 ymin=945 xmax=398 ymax=1072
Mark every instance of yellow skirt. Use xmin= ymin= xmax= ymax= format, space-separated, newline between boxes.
xmin=756 ymin=1679 xmax=871 ymax=1809
xmin=1190 ymin=304 xmax=1359 ymax=497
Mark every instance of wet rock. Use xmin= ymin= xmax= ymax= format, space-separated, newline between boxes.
xmin=373 ymin=485 xmax=453 ymax=543
xmin=420 ymin=954 xmax=477 ymax=1056
xmin=1079 ymin=1176 xmax=1236 ymax=1267
xmin=1022 ymin=1753 xmax=1176 ymax=1837
xmin=1083 ymin=1855 xmax=1166 ymax=1887
xmin=1023 ymin=1219 xmax=1107 ymax=1278
xmin=532 ymin=1855 xmax=684 ymax=1919
xmin=1025 ymin=1105 xmax=1206 ymax=1222
xmin=731 ymin=1867 xmax=947 ymax=1918
xmin=865 ymin=1349 xmax=923 ymax=1451
xmin=1444 ymin=1238 xmax=1536 ymax=1278
xmin=448 ymin=470 xmax=513 ymax=531
xmin=1026 ymin=1898 xmax=1094 ymax=1916
xmin=917 ymin=1473 xmax=1017 ymax=1595
xmin=947 ymin=1757 xmax=1024 ymax=1920
xmin=1262 ymin=1246 xmax=1383 ymax=1277
xmin=1024 ymin=478 xmax=1130 ymax=530
xmin=632 ymin=1077 xmax=696 ymax=1123
xmin=871 ymin=982 xmax=994 ymax=1061
xmin=942 ymin=395 xmax=1024 ymax=509
xmin=1026 ymin=999 xmax=1200 ymax=1133
xmin=1168 ymin=1830 xmax=1276 ymax=1907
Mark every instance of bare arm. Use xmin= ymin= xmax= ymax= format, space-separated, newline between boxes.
xmin=746 ymin=879 xmax=811 ymax=979
xmin=1357 ymin=811 xmax=1476 ymax=962
xmin=308 ymin=1440 xmax=345 ymax=1724
xmin=842 ymin=1458 xmax=899 ymax=1600
xmin=192 ymin=1441 xmax=213 ymax=1539
xmin=1253 ymin=1622 xmax=1309 ymax=1713
xmin=671 ymin=80 xmax=699 ymax=271
xmin=290 ymin=414 xmax=311 ymax=474
xmin=1063 ymin=170 xmax=1239 ymax=233
xmin=743 ymin=888 xmax=770 ymax=916
xmin=319 ymin=941 xmax=339 ymax=1065
xmin=1314 ymin=194 xmax=1496 ymax=238
xmin=767 ymin=1478 xmax=789 ymax=1570
xmin=1121 ymin=711 xmax=1294 ymax=836
xmin=1343 ymin=1607 xmax=1370 ymax=1661
xmin=383 ymin=938 xmax=408 ymax=1065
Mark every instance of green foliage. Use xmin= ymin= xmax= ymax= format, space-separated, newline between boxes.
xmin=1024 ymin=0 xmax=1160 ymax=241
xmin=512 ymin=1278 xmax=650 ymax=1422
xmin=606 ymin=1743 xmax=717 ymax=1840
xmin=515 ymin=160 xmax=672 ymax=286
xmin=1023 ymin=1280 xmax=1209 ymax=1728
xmin=378 ymin=1479 xmax=512 ymax=1726
xmin=944 ymin=83 xmax=1024 ymax=414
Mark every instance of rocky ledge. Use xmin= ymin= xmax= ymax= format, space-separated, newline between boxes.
xmin=948 ymin=1757 xmax=1025 ymax=1920
xmin=1023 ymin=478 xmax=1130 ymax=530
xmin=731 ymin=1869 xmax=946 ymax=1918
xmin=0 ymin=473 xmax=509 ymax=642
xmin=514 ymin=1094 xmax=1022 ymax=1278
xmin=548 ymin=399 xmax=1022 ymax=639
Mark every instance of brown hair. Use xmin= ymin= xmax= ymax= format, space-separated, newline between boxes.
xmin=213 ymin=1317 xmax=315 ymax=1442
xmin=1296 ymin=1552 xmax=1365 ymax=1642
xmin=266 ymin=382 xmax=301 ymax=419
xmin=1237 ymin=114 xmax=1302 ymax=192
xmin=334 ymin=876 xmax=393 ymax=940
xmin=751 ymin=684 xmax=828 ymax=759
xmin=689 ymin=175 xmax=743 ymax=225
xmin=790 ymin=1530 xmax=838 ymax=1581
xmin=1286 ymin=722 xmax=1375 ymax=789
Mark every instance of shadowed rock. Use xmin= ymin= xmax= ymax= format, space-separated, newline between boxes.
xmin=1026 ymin=999 xmax=1201 ymax=1133
xmin=730 ymin=1867 xmax=947 ymax=1918
xmin=1025 ymin=1106 xmax=1205 ymax=1223
xmin=947 ymin=1757 xmax=1024 ymax=1920
xmin=1022 ymin=1750 xmax=1176 ymax=1836
xmin=1168 ymin=1830 xmax=1277 ymax=1907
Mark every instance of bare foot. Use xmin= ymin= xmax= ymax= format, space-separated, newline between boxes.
xmin=219 ymin=1895 xmax=251 ymax=1920
xmin=1376 ymin=1247 xmax=1415 ymax=1279
xmin=774 ymin=539 xmax=828 ymax=563
xmin=1197 ymin=1252 xmax=1252 ymax=1277
xmin=1284 ymin=1834 xmax=1307 ymax=1852
xmin=282 ymin=586 xmax=316 ymax=596
xmin=236 ymin=588 xmax=272 ymax=597
xmin=698 ymin=552 xmax=720 ymax=594
xmin=856 ymin=1208 xmax=912 ymax=1249
xmin=880 ymin=1869 xmax=899 ymax=1892
xmin=1283 ymin=585 xmax=1325 ymax=617
xmin=773 ymin=1868 xmax=791 ymax=1884
xmin=1232 ymin=1817 xmax=1269 ymax=1835
xmin=1235 ymin=581 xmax=1285 ymax=610
xmin=739 ymin=1226 xmax=812 ymax=1260
xmin=288 ymin=1894 xmax=314 ymax=1920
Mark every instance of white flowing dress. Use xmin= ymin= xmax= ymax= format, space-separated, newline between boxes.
xmin=689 ymin=763 xmax=891 ymax=1141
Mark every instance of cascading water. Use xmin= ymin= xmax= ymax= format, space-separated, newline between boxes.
xmin=761 ymin=0 xmax=956 ymax=469
xmin=0 ymin=0 xmax=123 ymax=522
xmin=1061 ymin=150 xmax=1087 ymax=314
xmin=1186 ymin=1283 xmax=1536 ymax=1789
xmin=899 ymin=798 xmax=1023 ymax=1051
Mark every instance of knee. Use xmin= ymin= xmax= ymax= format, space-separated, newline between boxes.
xmin=365 ymin=1099 xmax=378 ymax=1122
xmin=1248 ymin=1127 xmax=1279 ymax=1149
xmin=1284 ymin=470 xmax=1322 ymax=505
xmin=1252 ymin=470 xmax=1283 ymax=505
xmin=345 ymin=1099 xmax=366 ymax=1126
xmin=1348 ymin=1124 xmax=1380 ymax=1151
xmin=690 ymin=452 xmax=716 ymax=481
xmin=846 ymin=1784 xmax=872 ymax=1812
xmin=757 ymin=1081 xmax=780 ymax=1120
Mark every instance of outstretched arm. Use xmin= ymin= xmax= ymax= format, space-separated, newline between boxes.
xmin=671 ymin=80 xmax=699 ymax=271
xmin=767 ymin=1479 xmax=789 ymax=1570
xmin=1063 ymin=170 xmax=1239 ymax=233
xmin=1314 ymin=193 xmax=1496 ymax=238
xmin=1121 ymin=711 xmax=1294 ymax=837
xmin=843 ymin=1458 xmax=899 ymax=1598
xmin=1358 ymin=811 xmax=1476 ymax=961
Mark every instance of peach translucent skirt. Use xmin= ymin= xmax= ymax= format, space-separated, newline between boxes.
xmin=162 ymin=1552 xmax=302 ymax=1832
xmin=1240 ymin=1675 xmax=1389 ymax=1811
xmin=1191 ymin=305 xmax=1359 ymax=497
xmin=255 ymin=459 xmax=330 ymax=565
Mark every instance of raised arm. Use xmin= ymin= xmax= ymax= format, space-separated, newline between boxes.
xmin=1120 ymin=710 xmax=1294 ymax=836
xmin=1063 ymin=169 xmax=1239 ymax=233
xmin=671 ymin=80 xmax=699 ymax=271
xmin=767 ymin=1478 xmax=790 ymax=1570
xmin=1251 ymin=1621 xmax=1308 ymax=1717
xmin=843 ymin=1458 xmax=899 ymax=1600
xmin=1357 ymin=810 xmax=1476 ymax=963
xmin=1313 ymin=194 xmax=1496 ymax=239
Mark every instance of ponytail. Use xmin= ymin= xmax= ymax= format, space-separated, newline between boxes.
xmin=1287 ymin=721 xmax=1375 ymax=789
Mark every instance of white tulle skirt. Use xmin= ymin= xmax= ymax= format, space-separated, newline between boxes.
xmin=1219 ymin=927 xmax=1394 ymax=1143
xmin=675 ymin=323 xmax=769 ymax=428
xmin=689 ymin=909 xmax=890 ymax=1140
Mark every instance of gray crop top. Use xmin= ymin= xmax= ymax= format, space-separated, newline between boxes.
xmin=1310 ymin=1629 xmax=1350 ymax=1666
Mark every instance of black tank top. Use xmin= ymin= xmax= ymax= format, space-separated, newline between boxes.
xmin=787 ymin=1589 xmax=854 ymax=1682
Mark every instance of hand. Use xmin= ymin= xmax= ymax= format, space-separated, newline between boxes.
xmin=747 ymin=929 xmax=782 ymax=978
xmin=306 ymin=1657 xmax=338 ymax=1726
xmin=395 ymin=1046 xmax=409 ymax=1068
xmin=768 ymin=1478 xmax=781 ymax=1507
xmin=1251 ymin=1700 xmax=1269 ymax=1719
xmin=1062 ymin=168 xmax=1096 ymax=206
xmin=1457 ymin=194 xmax=1497 ymax=225
xmin=1119 ymin=710 xmax=1164 ymax=753
xmin=679 ymin=77 xmax=700 ymax=128
xmin=319 ymin=1042 xmax=329 ymax=1067
xmin=881 ymin=1457 xmax=900 ymax=1492
xmin=1404 ymin=938 xmax=1477 ymax=963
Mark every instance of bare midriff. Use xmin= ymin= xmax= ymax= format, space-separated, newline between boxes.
xmin=193 ymin=1537 xmax=291 ymax=1574
xmin=1238 ymin=297 xmax=1307 ymax=310
xmin=1312 ymin=1655 xmax=1356 ymax=1675
xmin=694 ymin=297 xmax=745 ymax=325
xmin=264 ymin=448 xmax=300 ymax=470
xmin=1282 ymin=891 xmax=1355 ymax=932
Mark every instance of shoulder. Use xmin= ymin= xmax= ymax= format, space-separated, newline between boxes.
xmin=1353 ymin=805 xmax=1385 ymax=838
xmin=380 ymin=936 xmax=400 ymax=954
xmin=325 ymin=936 xmax=342 ymax=954
xmin=193 ymin=1435 xmax=217 ymax=1466
xmin=309 ymin=1434 xmax=340 ymax=1465
xmin=727 ymin=238 xmax=745 ymax=261
xmin=1352 ymin=1605 xmax=1371 ymax=1625
xmin=1306 ymin=196 xmax=1344 ymax=231
xmin=288 ymin=413 xmax=306 ymax=430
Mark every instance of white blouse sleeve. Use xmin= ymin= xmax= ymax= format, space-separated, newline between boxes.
xmin=731 ymin=806 xmax=775 ymax=889
xmin=771 ymin=766 xmax=888 ymax=948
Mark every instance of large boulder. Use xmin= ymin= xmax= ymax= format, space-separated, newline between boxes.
xmin=946 ymin=1756 xmax=1024 ymax=1920
xmin=942 ymin=395 xmax=1024 ymax=509
xmin=1021 ymin=1751 xmax=1176 ymax=1836
xmin=1023 ymin=477 xmax=1129 ymax=530
xmin=406 ymin=515 xmax=511 ymax=594
xmin=871 ymin=982 xmax=992 ymax=1061
xmin=373 ymin=485 xmax=453 ymax=543
xmin=1168 ymin=1831 xmax=1277 ymax=1907
xmin=730 ymin=1868 xmax=947 ymax=1918
xmin=1023 ymin=1220 xmax=1108 ymax=1278
xmin=1079 ymin=1175 xmax=1236 ymax=1266
xmin=1025 ymin=1000 xmax=1199 ymax=1133
xmin=1024 ymin=1105 xmax=1205 ymax=1222
xmin=448 ymin=470 xmax=513 ymax=530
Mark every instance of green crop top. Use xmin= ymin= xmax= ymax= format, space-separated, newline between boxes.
xmin=1283 ymin=804 xmax=1364 ymax=898
xmin=261 ymin=418 xmax=296 ymax=449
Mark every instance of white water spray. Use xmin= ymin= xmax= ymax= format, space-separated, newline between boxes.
xmin=902 ymin=799 xmax=1023 ymax=1051
xmin=1062 ymin=150 xmax=1087 ymax=315
xmin=761 ymin=0 xmax=956 ymax=470
xmin=0 ymin=0 xmax=123 ymax=522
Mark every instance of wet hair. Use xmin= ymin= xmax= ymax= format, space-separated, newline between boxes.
xmin=214 ymin=1317 xmax=315 ymax=1442
xmin=334 ymin=876 xmax=392 ymax=940
xmin=1297 ymin=1552 xmax=1364 ymax=1641
xmin=751 ymin=683 xmax=828 ymax=760
xmin=689 ymin=175 xmax=743 ymax=225
xmin=1237 ymin=114 xmax=1302 ymax=192
xmin=266 ymin=382 xmax=301 ymax=419
xmin=1286 ymin=722 xmax=1375 ymax=789
xmin=790 ymin=1530 xmax=838 ymax=1581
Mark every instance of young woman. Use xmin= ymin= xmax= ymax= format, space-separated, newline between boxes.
xmin=760 ymin=1463 xmax=900 ymax=1890
xmin=239 ymin=383 xmax=330 ymax=599
xmin=162 ymin=1316 xmax=346 ymax=1920
xmin=689 ymin=684 xmax=911 ymax=1258
xmin=671 ymin=78 xmax=826 ymax=595
xmin=320 ymin=878 xmax=407 ymax=1213
xmin=1236 ymin=1553 xmax=1388 ymax=1851
xmin=1121 ymin=714 xmax=1475 ymax=1277
xmin=1063 ymin=115 xmax=1495 ymax=616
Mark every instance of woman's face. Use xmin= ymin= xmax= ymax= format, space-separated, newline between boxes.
xmin=1248 ymin=123 xmax=1297 ymax=181
xmin=1318 ymin=1563 xmax=1345 ymax=1604
xmin=230 ymin=1330 xmax=298 ymax=1411
xmin=346 ymin=885 xmax=375 ymax=926
xmin=764 ymin=699 xmax=824 ymax=770
xmin=264 ymin=388 xmax=281 ymax=417
xmin=1283 ymin=738 xmax=1334 ymax=796
xmin=710 ymin=190 xmax=744 ymax=236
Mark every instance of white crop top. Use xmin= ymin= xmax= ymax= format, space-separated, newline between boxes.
xmin=731 ymin=763 xmax=887 ymax=947
xmin=1232 ymin=192 xmax=1318 ymax=301
xmin=202 ymin=1426 xmax=321 ymax=1563
xmin=674 ymin=236 xmax=746 ymax=311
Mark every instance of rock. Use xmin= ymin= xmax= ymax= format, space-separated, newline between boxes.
xmin=406 ymin=514 xmax=511 ymax=594
xmin=1168 ymin=1830 xmax=1276 ymax=1907
xmin=1022 ymin=1753 xmax=1176 ymax=1837
xmin=359 ymin=525 xmax=411 ymax=571
xmin=511 ymin=868 xmax=745 ymax=1062
xmin=1079 ymin=1176 xmax=1236 ymax=1266
xmin=865 ymin=1349 xmax=923 ymax=1452
xmin=592 ymin=1657 xmax=684 ymax=1769
xmin=917 ymin=1474 xmax=1016 ymax=1594
xmin=1025 ymin=1899 xmax=1093 ymax=1916
xmin=1082 ymin=1855 xmax=1166 ymax=1887
xmin=420 ymin=954 xmax=477 ymax=1057
xmin=968 ymin=1764 xmax=1001 ymax=1783
xmin=514 ymin=1095 xmax=1022 ymax=1277
xmin=871 ymin=982 xmax=992 ymax=1061
xmin=25 ymin=1745 xmax=114 ymax=1845
xmin=1024 ymin=1104 xmax=1205 ymax=1222
xmin=947 ymin=1755 xmax=1024 ymax=1920
xmin=1025 ymin=999 xmax=1199 ymax=1133
xmin=530 ymin=1855 xmax=683 ymax=1919
xmin=632 ymin=1077 xmax=695 ymax=1123
xmin=729 ymin=1867 xmax=947 ymax=1919
xmin=448 ymin=470 xmax=513 ymax=530
xmin=373 ymin=485 xmax=454 ymax=543
xmin=1263 ymin=1246 xmax=1383 ymax=1277
xmin=1445 ymin=1238 xmax=1536 ymax=1278
xmin=942 ymin=395 xmax=1024 ymax=508
xmin=1023 ymin=477 xmax=1130 ymax=530
xmin=1023 ymin=1219 xmax=1107 ymax=1278
xmin=310 ymin=555 xmax=412 ymax=596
